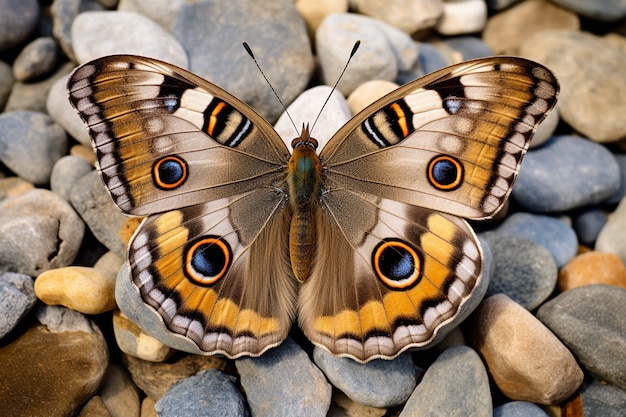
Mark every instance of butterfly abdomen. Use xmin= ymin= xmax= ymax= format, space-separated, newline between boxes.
xmin=287 ymin=128 xmax=321 ymax=283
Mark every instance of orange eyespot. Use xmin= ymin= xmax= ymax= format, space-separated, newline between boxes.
xmin=153 ymin=155 xmax=188 ymax=190
xmin=184 ymin=236 xmax=232 ymax=286
xmin=372 ymin=239 xmax=422 ymax=289
xmin=427 ymin=155 xmax=463 ymax=191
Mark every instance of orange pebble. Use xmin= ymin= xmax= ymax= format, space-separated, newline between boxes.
xmin=558 ymin=252 xmax=626 ymax=291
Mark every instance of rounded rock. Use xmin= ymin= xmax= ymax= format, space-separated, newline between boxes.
xmin=596 ymin=196 xmax=626 ymax=264
xmin=100 ymin=363 xmax=141 ymax=417
xmin=493 ymin=401 xmax=550 ymax=417
xmin=155 ymin=369 xmax=249 ymax=417
xmin=0 ymin=189 xmax=85 ymax=276
xmin=35 ymin=266 xmax=117 ymax=315
xmin=436 ymin=0 xmax=487 ymax=36
xmin=0 ymin=111 xmax=68 ymax=185
xmin=347 ymin=79 xmax=399 ymax=114
xmin=558 ymin=251 xmax=626 ymax=291
xmin=350 ymin=0 xmax=443 ymax=33
xmin=537 ymin=284 xmax=626 ymax=391
xmin=0 ymin=0 xmax=39 ymax=51
xmin=580 ymin=378 xmax=626 ymax=417
xmin=12 ymin=37 xmax=59 ymax=82
xmin=572 ymin=207 xmax=607 ymax=246
xmin=113 ymin=310 xmax=173 ymax=362
xmin=469 ymin=294 xmax=584 ymax=404
xmin=50 ymin=155 xmax=94 ymax=201
xmin=0 ymin=272 xmax=36 ymax=338
xmin=513 ymin=136 xmax=621 ymax=212
xmin=47 ymin=74 xmax=92 ymax=146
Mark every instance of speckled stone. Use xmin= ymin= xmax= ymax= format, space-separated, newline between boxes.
xmin=0 ymin=272 xmax=36 ymax=338
xmin=558 ymin=251 xmax=626 ymax=291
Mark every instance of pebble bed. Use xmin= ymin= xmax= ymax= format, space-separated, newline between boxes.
xmin=1 ymin=0 xmax=625 ymax=416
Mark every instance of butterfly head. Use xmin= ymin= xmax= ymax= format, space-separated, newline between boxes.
xmin=291 ymin=124 xmax=318 ymax=151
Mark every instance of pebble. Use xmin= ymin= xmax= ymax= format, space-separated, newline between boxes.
xmin=596 ymin=196 xmax=626 ymax=264
xmin=316 ymin=13 xmax=418 ymax=95
xmin=5 ymin=62 xmax=74 ymax=112
xmin=12 ymin=37 xmax=59 ymax=82
xmin=312 ymin=348 xmax=417 ymax=408
xmin=0 ymin=110 xmax=68 ymax=184
xmin=580 ymin=378 xmax=626 ymax=417
xmin=550 ymin=0 xmax=626 ymax=21
xmin=71 ymin=171 xmax=129 ymax=258
xmin=415 ymin=42 xmax=448 ymax=74
xmin=141 ymin=397 xmax=157 ymax=417
xmin=236 ymin=338 xmax=332 ymax=416
xmin=47 ymin=74 xmax=92 ymax=146
xmin=78 ymin=396 xmax=111 ymax=417
xmin=112 ymin=310 xmax=173 ymax=362
xmin=51 ymin=155 xmax=94 ymax=201
xmin=0 ymin=189 xmax=84 ymax=276
xmin=0 ymin=305 xmax=108 ymax=417
xmin=572 ymin=207 xmax=607 ymax=246
xmin=117 ymin=0 xmax=188 ymax=31
xmin=347 ymin=79 xmax=399 ymax=114
xmin=493 ymin=401 xmax=550 ymax=417
xmin=0 ymin=0 xmax=39 ymax=51
xmin=51 ymin=0 xmax=105 ymax=61
xmin=483 ymin=0 xmax=579 ymax=55
xmin=171 ymin=0 xmax=313 ymax=123
xmin=124 ymin=352 xmax=229 ymax=400
xmin=0 ymin=60 xmax=13 ymax=110
xmin=100 ymin=363 xmax=141 ymax=417
xmin=607 ymin=153 xmax=626 ymax=204
xmin=295 ymin=0 xmax=349 ymax=39
xmin=328 ymin=391 xmax=386 ymax=417
xmin=71 ymin=11 xmax=188 ymax=68
xmin=530 ymin=102 xmax=559 ymax=148
xmin=521 ymin=31 xmax=626 ymax=143
xmin=35 ymin=266 xmax=117 ymax=314
xmin=0 ymin=176 xmax=34 ymax=200
xmin=436 ymin=0 xmax=487 ymax=36
xmin=537 ymin=284 xmax=626 ymax=390
xmin=155 ymin=369 xmax=250 ymax=417
xmin=399 ymin=346 xmax=491 ymax=417
xmin=480 ymin=233 xmax=557 ymax=310
xmin=558 ymin=251 xmax=626 ymax=291
xmin=469 ymin=294 xmax=583 ymax=404
xmin=433 ymin=36 xmax=493 ymax=63
xmin=490 ymin=212 xmax=577 ymax=268
xmin=514 ymin=135 xmax=621 ymax=212
xmin=350 ymin=0 xmax=443 ymax=34
xmin=275 ymin=86 xmax=351 ymax=149
xmin=0 ymin=272 xmax=36 ymax=338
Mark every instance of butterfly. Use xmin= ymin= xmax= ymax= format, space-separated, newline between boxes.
xmin=67 ymin=52 xmax=558 ymax=363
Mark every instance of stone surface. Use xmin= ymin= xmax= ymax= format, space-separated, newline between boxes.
xmin=399 ymin=346 xmax=491 ymax=417
xmin=171 ymin=0 xmax=313 ymax=123
xmin=12 ymin=37 xmax=59 ymax=82
xmin=155 ymin=369 xmax=250 ymax=417
xmin=0 ymin=305 xmax=108 ymax=417
xmin=47 ymin=74 xmax=92 ymax=146
xmin=35 ymin=266 xmax=117 ymax=314
xmin=480 ymin=233 xmax=557 ymax=310
xmin=117 ymin=0 xmax=187 ymax=31
xmin=313 ymin=348 xmax=417 ymax=408
xmin=0 ymin=110 xmax=68 ymax=184
xmin=5 ymin=62 xmax=74 ymax=113
xmin=483 ymin=0 xmax=579 ymax=55
xmin=236 ymin=337 xmax=332 ymax=416
xmin=100 ymin=363 xmax=141 ymax=417
xmin=521 ymin=31 xmax=626 ymax=143
xmin=513 ymin=136 xmax=621 ymax=212
xmin=0 ymin=0 xmax=39 ymax=51
xmin=572 ymin=207 xmax=607 ymax=246
xmin=0 ymin=60 xmax=13 ymax=111
xmin=469 ymin=294 xmax=584 ymax=404
xmin=71 ymin=170 xmax=128 ymax=258
xmin=558 ymin=251 xmax=626 ymax=291
xmin=537 ymin=285 xmax=626 ymax=390
xmin=113 ymin=310 xmax=173 ymax=362
xmin=71 ymin=11 xmax=188 ymax=68
xmin=78 ymin=396 xmax=112 ymax=417
xmin=436 ymin=0 xmax=487 ymax=35
xmin=551 ymin=0 xmax=626 ymax=21
xmin=493 ymin=401 xmax=550 ymax=417
xmin=581 ymin=379 xmax=626 ymax=417
xmin=350 ymin=0 xmax=444 ymax=33
xmin=316 ymin=13 xmax=418 ymax=95
xmin=124 ymin=352 xmax=229 ymax=400
xmin=347 ymin=80 xmax=399 ymax=115
xmin=51 ymin=155 xmax=94 ymax=201
xmin=492 ymin=212 xmax=578 ymax=268
xmin=0 ymin=189 xmax=85 ymax=276
xmin=51 ymin=0 xmax=105 ymax=61
xmin=596 ymin=196 xmax=626 ymax=264
xmin=0 ymin=272 xmax=36 ymax=338
xmin=296 ymin=0 xmax=349 ymax=39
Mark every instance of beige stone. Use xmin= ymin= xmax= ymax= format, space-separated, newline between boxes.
xmin=113 ymin=310 xmax=173 ymax=362
xmin=35 ymin=266 xmax=117 ymax=314
xmin=100 ymin=363 xmax=141 ymax=417
xmin=78 ymin=396 xmax=112 ymax=417
xmin=347 ymin=79 xmax=398 ymax=114
xmin=296 ymin=0 xmax=348 ymax=40
xmin=469 ymin=294 xmax=583 ymax=404
xmin=140 ymin=397 xmax=157 ymax=417
xmin=437 ymin=0 xmax=487 ymax=36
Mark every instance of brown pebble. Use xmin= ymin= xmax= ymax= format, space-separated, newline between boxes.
xmin=469 ymin=294 xmax=583 ymax=404
xmin=558 ymin=251 xmax=626 ymax=291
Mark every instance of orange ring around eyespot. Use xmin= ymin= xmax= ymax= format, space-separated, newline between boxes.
xmin=184 ymin=237 xmax=231 ymax=286
xmin=427 ymin=155 xmax=463 ymax=191
xmin=153 ymin=155 xmax=188 ymax=190
xmin=372 ymin=239 xmax=421 ymax=289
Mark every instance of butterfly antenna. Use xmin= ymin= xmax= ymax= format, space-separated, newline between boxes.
xmin=310 ymin=40 xmax=361 ymax=135
xmin=242 ymin=41 xmax=299 ymax=135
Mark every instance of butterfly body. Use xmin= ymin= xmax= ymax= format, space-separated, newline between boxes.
xmin=68 ymin=54 xmax=558 ymax=362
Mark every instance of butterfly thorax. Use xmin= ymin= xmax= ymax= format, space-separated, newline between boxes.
xmin=287 ymin=126 xmax=321 ymax=283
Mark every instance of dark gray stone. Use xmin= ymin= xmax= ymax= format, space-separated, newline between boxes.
xmin=0 ymin=272 xmax=36 ymax=338
xmin=12 ymin=37 xmax=59 ymax=81
xmin=0 ymin=0 xmax=39 ymax=51
xmin=581 ymin=379 xmax=626 ymax=417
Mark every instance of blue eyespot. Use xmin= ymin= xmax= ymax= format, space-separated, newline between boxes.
xmin=184 ymin=236 xmax=232 ymax=285
xmin=153 ymin=155 xmax=188 ymax=190
xmin=372 ymin=239 xmax=421 ymax=289
xmin=427 ymin=155 xmax=463 ymax=191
